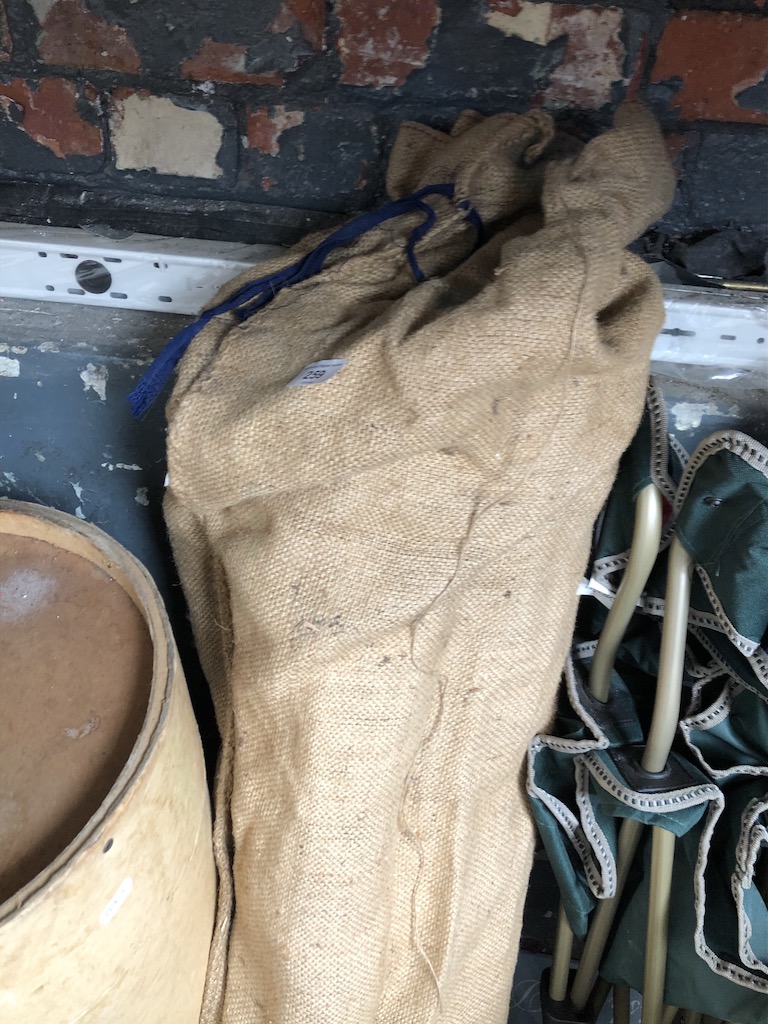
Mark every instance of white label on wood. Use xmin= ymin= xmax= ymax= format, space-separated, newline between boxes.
xmin=99 ymin=877 xmax=134 ymax=926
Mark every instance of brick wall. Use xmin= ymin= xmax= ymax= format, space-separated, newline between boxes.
xmin=0 ymin=0 xmax=766 ymax=260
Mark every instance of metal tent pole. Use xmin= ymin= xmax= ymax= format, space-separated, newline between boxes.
xmin=548 ymin=484 xmax=663 ymax=1004
xmin=571 ymin=537 xmax=692 ymax=1014
xmin=641 ymin=538 xmax=693 ymax=1024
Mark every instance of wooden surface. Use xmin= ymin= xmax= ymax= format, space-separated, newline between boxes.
xmin=0 ymin=531 xmax=152 ymax=901
xmin=0 ymin=500 xmax=215 ymax=1023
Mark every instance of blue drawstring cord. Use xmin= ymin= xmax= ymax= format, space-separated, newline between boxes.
xmin=128 ymin=183 xmax=483 ymax=417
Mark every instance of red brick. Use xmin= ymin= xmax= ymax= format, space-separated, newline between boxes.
xmin=246 ymin=105 xmax=305 ymax=157
xmin=37 ymin=0 xmax=140 ymax=73
xmin=270 ymin=0 xmax=326 ymax=51
xmin=651 ymin=12 xmax=768 ymax=124
xmin=181 ymin=39 xmax=283 ymax=85
xmin=336 ymin=0 xmax=440 ymax=87
xmin=180 ymin=2 xmax=324 ymax=84
xmin=0 ymin=77 xmax=102 ymax=158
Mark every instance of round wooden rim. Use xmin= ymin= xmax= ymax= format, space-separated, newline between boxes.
xmin=0 ymin=499 xmax=175 ymax=923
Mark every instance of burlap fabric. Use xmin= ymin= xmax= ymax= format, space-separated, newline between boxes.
xmin=164 ymin=104 xmax=674 ymax=1024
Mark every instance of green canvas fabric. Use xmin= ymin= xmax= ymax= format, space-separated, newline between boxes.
xmin=527 ymin=649 xmax=722 ymax=941
xmin=600 ymin=794 xmax=768 ymax=1024
xmin=579 ymin=747 xmax=718 ymax=838
xmin=528 ymin=413 xmax=768 ymax=1012
xmin=600 ymin=728 xmax=768 ymax=1013
xmin=590 ymin=398 xmax=768 ymax=696
xmin=676 ymin=437 xmax=768 ymax=649
xmin=710 ymin=782 xmax=767 ymax=978
xmin=528 ymin=654 xmax=645 ymax=939
xmin=673 ymin=435 xmax=768 ymax=708
xmin=681 ymin=678 xmax=768 ymax=779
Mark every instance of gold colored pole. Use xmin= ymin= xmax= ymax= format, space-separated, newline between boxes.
xmin=548 ymin=905 xmax=574 ymax=1001
xmin=572 ymin=538 xmax=692 ymax=1011
xmin=641 ymin=828 xmax=676 ymax=1024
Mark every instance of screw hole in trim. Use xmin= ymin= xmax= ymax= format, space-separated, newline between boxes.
xmin=75 ymin=260 xmax=112 ymax=294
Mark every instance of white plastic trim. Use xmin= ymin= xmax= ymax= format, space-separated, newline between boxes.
xmin=0 ymin=223 xmax=282 ymax=315
xmin=656 ymin=284 xmax=767 ymax=373
xmin=0 ymin=224 xmax=766 ymax=372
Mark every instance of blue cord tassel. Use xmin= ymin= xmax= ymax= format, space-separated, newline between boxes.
xmin=127 ymin=310 xmax=216 ymax=418
xmin=128 ymin=183 xmax=482 ymax=417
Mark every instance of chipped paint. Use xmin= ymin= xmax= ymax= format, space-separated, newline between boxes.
xmin=37 ymin=0 xmax=140 ymax=73
xmin=487 ymin=1 xmax=552 ymax=44
xmin=246 ymin=105 xmax=305 ymax=156
xmin=270 ymin=0 xmax=326 ymax=50
xmin=111 ymin=92 xmax=224 ymax=178
xmin=101 ymin=461 xmax=141 ymax=471
xmin=543 ymin=5 xmax=623 ymax=109
xmin=134 ymin=486 xmax=150 ymax=506
xmin=337 ymin=0 xmax=440 ymax=87
xmin=651 ymin=11 xmax=768 ymax=124
xmin=70 ymin=481 xmax=83 ymax=500
xmin=62 ymin=714 xmax=101 ymax=740
xmin=0 ymin=356 xmax=20 ymax=377
xmin=670 ymin=401 xmax=739 ymax=432
xmin=80 ymin=362 xmax=108 ymax=400
xmin=2 ymin=471 xmax=18 ymax=483
xmin=0 ymin=344 xmax=28 ymax=354
xmin=28 ymin=0 xmax=59 ymax=23
xmin=0 ymin=77 xmax=102 ymax=159
xmin=0 ymin=1 xmax=12 ymax=60
xmin=485 ymin=2 xmax=624 ymax=110
xmin=38 ymin=341 xmax=60 ymax=353
xmin=181 ymin=38 xmax=283 ymax=84
xmin=74 ymin=506 xmax=86 ymax=519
